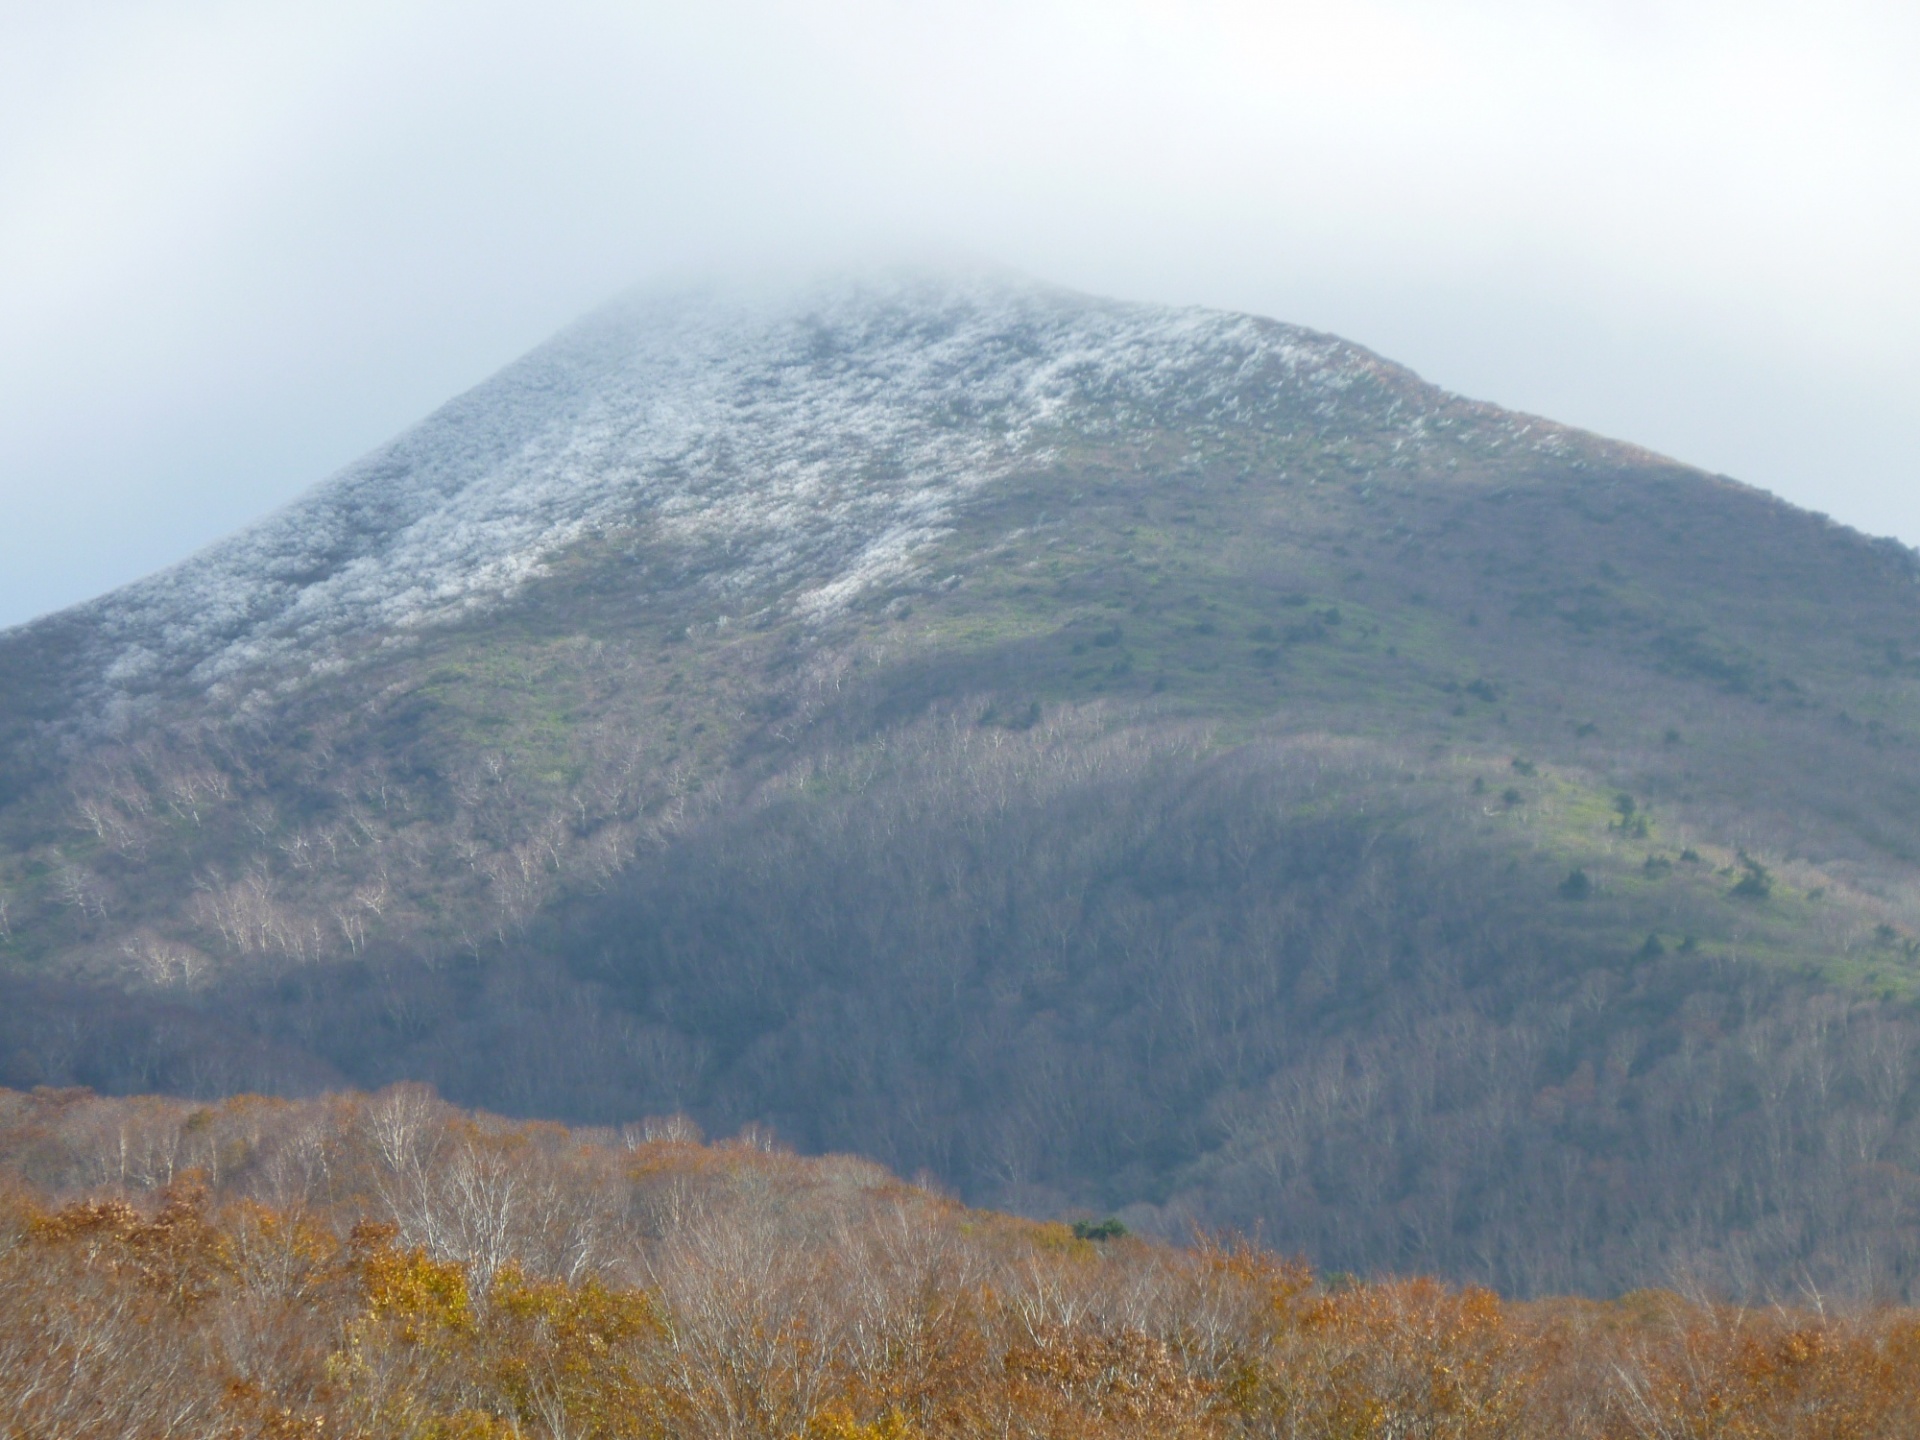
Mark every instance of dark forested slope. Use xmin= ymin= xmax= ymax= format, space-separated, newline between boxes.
xmin=2 ymin=272 xmax=1918 ymax=1297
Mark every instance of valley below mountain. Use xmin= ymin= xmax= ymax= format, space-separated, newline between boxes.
xmin=3 ymin=271 xmax=1919 ymax=1298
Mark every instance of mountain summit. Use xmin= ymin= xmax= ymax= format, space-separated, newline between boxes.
xmin=64 ymin=273 xmax=1416 ymax=709
xmin=4 ymin=271 xmax=1920 ymax=1298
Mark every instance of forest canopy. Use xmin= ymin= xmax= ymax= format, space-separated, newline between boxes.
xmin=4 ymin=1084 xmax=1920 ymax=1439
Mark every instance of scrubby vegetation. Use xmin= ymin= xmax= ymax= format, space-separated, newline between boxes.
xmin=8 ymin=1085 xmax=1920 ymax=1440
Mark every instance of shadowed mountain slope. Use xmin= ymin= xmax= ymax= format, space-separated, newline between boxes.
xmin=3 ymin=271 xmax=1919 ymax=1296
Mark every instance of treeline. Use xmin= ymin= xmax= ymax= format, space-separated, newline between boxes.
xmin=4 ymin=1085 xmax=1920 ymax=1439
xmin=11 ymin=720 xmax=1920 ymax=1300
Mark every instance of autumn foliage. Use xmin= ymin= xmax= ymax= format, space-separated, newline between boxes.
xmin=2 ymin=1087 xmax=1918 ymax=1438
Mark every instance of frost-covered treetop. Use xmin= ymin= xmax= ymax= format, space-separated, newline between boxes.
xmin=63 ymin=270 xmax=1406 ymax=707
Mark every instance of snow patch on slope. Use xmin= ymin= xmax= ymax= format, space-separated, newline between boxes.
xmin=69 ymin=272 xmax=1392 ymax=704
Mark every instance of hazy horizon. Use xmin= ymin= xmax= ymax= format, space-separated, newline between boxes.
xmin=3 ymin=0 xmax=1915 ymax=629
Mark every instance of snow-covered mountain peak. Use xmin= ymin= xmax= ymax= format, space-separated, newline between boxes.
xmin=60 ymin=272 xmax=1398 ymax=706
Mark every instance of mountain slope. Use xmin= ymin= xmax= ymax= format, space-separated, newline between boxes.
xmin=3 ymin=271 xmax=1920 ymax=1296
xmin=42 ymin=276 xmax=1392 ymax=708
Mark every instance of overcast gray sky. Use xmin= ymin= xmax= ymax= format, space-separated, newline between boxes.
xmin=2 ymin=0 xmax=1915 ymax=629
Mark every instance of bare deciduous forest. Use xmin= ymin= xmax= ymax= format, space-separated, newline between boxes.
xmin=8 ymin=1085 xmax=1920 ymax=1440
xmin=8 ymin=718 xmax=1920 ymax=1298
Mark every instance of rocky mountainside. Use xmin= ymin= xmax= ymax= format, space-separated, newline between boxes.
xmin=4 ymin=271 xmax=1920 ymax=1297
